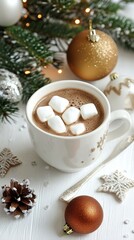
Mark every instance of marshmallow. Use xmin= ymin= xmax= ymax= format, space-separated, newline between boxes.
xmin=80 ymin=103 xmax=98 ymax=120
xmin=37 ymin=106 xmax=55 ymax=122
xmin=48 ymin=115 xmax=66 ymax=134
xmin=70 ymin=123 xmax=86 ymax=136
xmin=62 ymin=107 xmax=80 ymax=125
xmin=49 ymin=96 xmax=69 ymax=113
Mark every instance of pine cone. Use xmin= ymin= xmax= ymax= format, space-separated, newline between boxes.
xmin=1 ymin=178 xmax=36 ymax=218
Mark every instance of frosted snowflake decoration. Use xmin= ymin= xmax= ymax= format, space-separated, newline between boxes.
xmin=0 ymin=148 xmax=22 ymax=177
xmin=98 ymin=170 xmax=134 ymax=201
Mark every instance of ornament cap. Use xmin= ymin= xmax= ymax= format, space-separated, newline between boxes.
xmin=110 ymin=72 xmax=119 ymax=81
xmin=63 ymin=223 xmax=73 ymax=235
xmin=88 ymin=20 xmax=100 ymax=43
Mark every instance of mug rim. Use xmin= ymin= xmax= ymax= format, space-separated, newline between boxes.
xmin=26 ymin=80 xmax=110 ymax=139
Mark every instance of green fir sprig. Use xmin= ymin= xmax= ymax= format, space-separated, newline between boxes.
xmin=7 ymin=26 xmax=53 ymax=65
xmin=0 ymin=37 xmax=51 ymax=102
xmin=93 ymin=13 xmax=134 ymax=49
xmin=0 ymin=97 xmax=19 ymax=123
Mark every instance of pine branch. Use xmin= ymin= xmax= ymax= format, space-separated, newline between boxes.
xmin=93 ymin=13 xmax=134 ymax=49
xmin=0 ymin=98 xmax=19 ymax=123
xmin=23 ymin=0 xmax=134 ymax=51
xmin=0 ymin=38 xmax=51 ymax=102
xmin=21 ymin=72 xmax=50 ymax=102
xmin=29 ymin=0 xmax=75 ymax=7
xmin=24 ymin=0 xmax=89 ymax=27
xmin=6 ymin=26 xmax=53 ymax=65
xmin=121 ymin=0 xmax=134 ymax=3
xmin=27 ymin=0 xmax=75 ymax=15
xmin=89 ymin=0 xmax=123 ymax=13
xmin=38 ymin=0 xmax=75 ymax=9
xmin=6 ymin=25 xmax=63 ymax=68
xmin=29 ymin=20 xmax=83 ymax=40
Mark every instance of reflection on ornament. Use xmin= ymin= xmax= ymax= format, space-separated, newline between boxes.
xmin=0 ymin=0 xmax=23 ymax=27
xmin=104 ymin=73 xmax=134 ymax=111
xmin=0 ymin=69 xmax=23 ymax=103
xmin=67 ymin=27 xmax=118 ymax=81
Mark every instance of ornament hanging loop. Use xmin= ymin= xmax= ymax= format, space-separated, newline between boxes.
xmin=89 ymin=19 xmax=92 ymax=33
xmin=88 ymin=19 xmax=100 ymax=43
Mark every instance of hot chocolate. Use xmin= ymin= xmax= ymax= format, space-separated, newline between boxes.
xmin=33 ymin=88 xmax=104 ymax=136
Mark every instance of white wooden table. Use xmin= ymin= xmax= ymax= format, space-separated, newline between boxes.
xmin=0 ymin=4 xmax=134 ymax=240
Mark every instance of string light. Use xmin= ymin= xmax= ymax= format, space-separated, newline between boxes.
xmin=26 ymin=22 xmax=30 ymax=27
xmin=24 ymin=14 xmax=28 ymax=19
xmin=37 ymin=14 xmax=43 ymax=19
xmin=85 ymin=8 xmax=90 ymax=13
xmin=58 ymin=69 xmax=62 ymax=74
xmin=75 ymin=19 xmax=80 ymax=25
xmin=25 ymin=70 xmax=31 ymax=75
xmin=23 ymin=0 xmax=28 ymax=8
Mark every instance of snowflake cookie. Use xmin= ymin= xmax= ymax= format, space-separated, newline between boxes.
xmin=0 ymin=148 xmax=22 ymax=177
xmin=98 ymin=170 xmax=134 ymax=201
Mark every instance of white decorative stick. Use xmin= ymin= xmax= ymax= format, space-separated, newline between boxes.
xmin=59 ymin=135 xmax=134 ymax=202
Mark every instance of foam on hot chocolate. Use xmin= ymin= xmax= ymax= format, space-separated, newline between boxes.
xmin=33 ymin=88 xmax=104 ymax=136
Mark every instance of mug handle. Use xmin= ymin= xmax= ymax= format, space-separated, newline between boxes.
xmin=107 ymin=109 xmax=132 ymax=141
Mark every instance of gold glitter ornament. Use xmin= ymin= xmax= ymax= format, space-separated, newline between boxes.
xmin=67 ymin=27 xmax=118 ymax=81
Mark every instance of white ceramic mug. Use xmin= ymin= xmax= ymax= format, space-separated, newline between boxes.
xmin=26 ymin=80 xmax=132 ymax=172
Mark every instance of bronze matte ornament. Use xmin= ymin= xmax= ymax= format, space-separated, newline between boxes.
xmin=63 ymin=195 xmax=103 ymax=234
